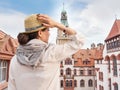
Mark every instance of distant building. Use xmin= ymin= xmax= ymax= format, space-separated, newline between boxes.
xmin=0 ymin=30 xmax=18 ymax=90
xmin=57 ymin=8 xmax=104 ymax=90
xmin=95 ymin=19 xmax=120 ymax=90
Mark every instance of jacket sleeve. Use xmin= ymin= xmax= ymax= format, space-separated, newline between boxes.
xmin=42 ymin=33 xmax=85 ymax=63
xmin=8 ymin=56 xmax=17 ymax=90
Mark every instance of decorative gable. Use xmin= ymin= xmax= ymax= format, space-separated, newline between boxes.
xmin=105 ymin=19 xmax=120 ymax=41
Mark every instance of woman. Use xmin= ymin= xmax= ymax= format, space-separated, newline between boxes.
xmin=8 ymin=14 xmax=84 ymax=90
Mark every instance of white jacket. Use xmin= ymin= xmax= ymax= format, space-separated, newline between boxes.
xmin=8 ymin=34 xmax=84 ymax=90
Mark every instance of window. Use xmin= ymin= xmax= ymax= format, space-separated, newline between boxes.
xmin=74 ymin=80 xmax=77 ymax=87
xmin=80 ymin=70 xmax=84 ymax=75
xmin=83 ymin=59 xmax=90 ymax=65
xmin=105 ymin=56 xmax=111 ymax=73
xmin=66 ymin=68 xmax=71 ymax=75
xmin=107 ymin=43 xmax=109 ymax=50
xmin=80 ymin=80 xmax=85 ymax=87
xmin=60 ymin=61 xmax=63 ymax=66
xmin=97 ymin=60 xmax=99 ymax=64
xmin=114 ymin=83 xmax=118 ymax=90
xmin=100 ymin=60 xmax=102 ymax=64
xmin=88 ymin=79 xmax=93 ymax=87
xmin=65 ymin=58 xmax=72 ymax=65
xmin=101 ymin=86 xmax=104 ymax=90
xmin=99 ymin=72 xmax=103 ymax=81
xmin=108 ymin=78 xmax=111 ymax=90
xmin=65 ymin=80 xmax=72 ymax=87
xmin=112 ymin=56 xmax=117 ymax=76
xmin=60 ymin=69 xmax=63 ymax=76
xmin=88 ymin=70 xmax=92 ymax=75
xmin=70 ymin=80 xmax=72 ymax=87
xmin=74 ymin=69 xmax=77 ymax=75
xmin=108 ymin=60 xmax=111 ymax=73
xmin=0 ymin=60 xmax=8 ymax=82
xmin=118 ymin=40 xmax=120 ymax=47
xmin=66 ymin=80 xmax=69 ymax=87
xmin=60 ymin=61 xmax=63 ymax=65
xmin=60 ymin=80 xmax=63 ymax=88
xmin=115 ymin=41 xmax=119 ymax=48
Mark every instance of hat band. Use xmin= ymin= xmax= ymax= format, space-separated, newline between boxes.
xmin=25 ymin=25 xmax=44 ymax=31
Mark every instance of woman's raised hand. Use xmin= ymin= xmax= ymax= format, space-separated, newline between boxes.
xmin=37 ymin=14 xmax=57 ymax=28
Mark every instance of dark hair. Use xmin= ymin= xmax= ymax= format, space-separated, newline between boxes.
xmin=17 ymin=31 xmax=38 ymax=45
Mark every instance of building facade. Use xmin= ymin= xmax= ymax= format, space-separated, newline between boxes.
xmin=95 ymin=19 xmax=120 ymax=90
xmin=0 ymin=30 xmax=18 ymax=90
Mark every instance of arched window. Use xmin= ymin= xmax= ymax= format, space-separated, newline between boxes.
xmin=111 ymin=55 xmax=117 ymax=76
xmin=80 ymin=79 xmax=85 ymax=87
xmin=88 ymin=79 xmax=93 ymax=87
xmin=105 ymin=55 xmax=111 ymax=73
xmin=65 ymin=80 xmax=72 ymax=87
xmin=60 ymin=69 xmax=63 ymax=76
xmin=74 ymin=80 xmax=77 ymax=87
xmin=74 ymin=69 xmax=77 ymax=75
xmin=114 ymin=83 xmax=118 ymax=90
xmin=60 ymin=80 xmax=63 ymax=88
xmin=66 ymin=68 xmax=71 ymax=75
xmin=69 ymin=80 xmax=72 ymax=87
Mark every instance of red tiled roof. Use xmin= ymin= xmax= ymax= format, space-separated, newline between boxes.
xmin=0 ymin=30 xmax=18 ymax=54
xmin=73 ymin=47 xmax=104 ymax=67
xmin=0 ymin=30 xmax=6 ymax=39
xmin=105 ymin=19 xmax=120 ymax=41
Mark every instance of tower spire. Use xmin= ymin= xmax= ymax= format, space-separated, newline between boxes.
xmin=63 ymin=3 xmax=64 ymax=10
xmin=56 ymin=4 xmax=71 ymax=44
xmin=61 ymin=4 xmax=69 ymax=27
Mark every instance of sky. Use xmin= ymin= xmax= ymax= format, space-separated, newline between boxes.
xmin=0 ymin=0 xmax=120 ymax=48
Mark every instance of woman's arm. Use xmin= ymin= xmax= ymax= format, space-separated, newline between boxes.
xmin=42 ymin=33 xmax=85 ymax=63
xmin=37 ymin=14 xmax=85 ymax=62
xmin=37 ymin=14 xmax=76 ymax=35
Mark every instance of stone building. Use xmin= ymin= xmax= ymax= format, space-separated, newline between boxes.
xmin=95 ymin=19 xmax=120 ymax=90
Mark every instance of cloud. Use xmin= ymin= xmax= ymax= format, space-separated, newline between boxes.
xmin=0 ymin=0 xmax=120 ymax=49
xmin=56 ymin=0 xmax=120 ymax=48
xmin=0 ymin=8 xmax=27 ymax=38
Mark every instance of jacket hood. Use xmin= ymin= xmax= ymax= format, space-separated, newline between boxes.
xmin=16 ymin=39 xmax=47 ymax=67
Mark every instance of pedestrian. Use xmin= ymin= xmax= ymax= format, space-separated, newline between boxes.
xmin=8 ymin=14 xmax=84 ymax=90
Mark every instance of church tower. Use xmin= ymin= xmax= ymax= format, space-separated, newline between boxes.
xmin=56 ymin=5 xmax=72 ymax=44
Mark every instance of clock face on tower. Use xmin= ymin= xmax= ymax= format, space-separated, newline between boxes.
xmin=62 ymin=13 xmax=67 ymax=19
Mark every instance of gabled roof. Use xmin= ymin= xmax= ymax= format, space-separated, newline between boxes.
xmin=0 ymin=30 xmax=6 ymax=39
xmin=105 ymin=19 xmax=120 ymax=41
xmin=73 ymin=47 xmax=104 ymax=67
xmin=0 ymin=30 xmax=19 ymax=54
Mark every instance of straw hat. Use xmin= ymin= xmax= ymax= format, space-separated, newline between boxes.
xmin=22 ymin=14 xmax=46 ymax=34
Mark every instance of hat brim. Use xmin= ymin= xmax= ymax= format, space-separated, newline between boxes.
xmin=21 ymin=27 xmax=46 ymax=34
